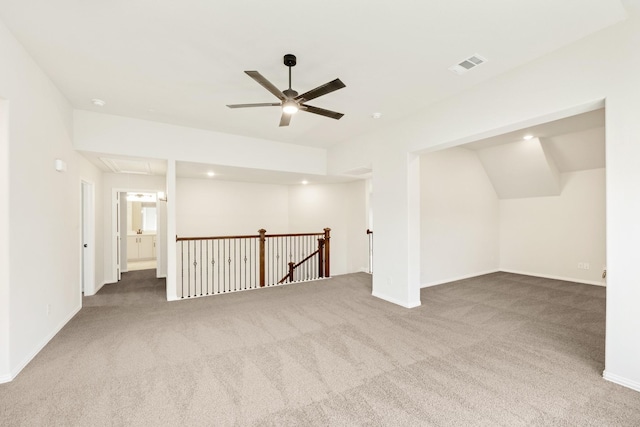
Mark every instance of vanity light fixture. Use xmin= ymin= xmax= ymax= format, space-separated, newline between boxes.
xmin=126 ymin=192 xmax=157 ymax=202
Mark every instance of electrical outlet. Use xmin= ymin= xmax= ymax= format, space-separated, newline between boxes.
xmin=584 ymin=263 xmax=590 ymax=270
xmin=46 ymin=304 xmax=51 ymax=316
xmin=577 ymin=262 xmax=584 ymax=269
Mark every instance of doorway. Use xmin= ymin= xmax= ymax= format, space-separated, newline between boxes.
xmin=125 ymin=192 xmax=158 ymax=272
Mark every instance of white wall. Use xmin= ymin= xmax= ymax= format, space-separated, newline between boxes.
xmin=74 ymin=110 xmax=327 ymax=176
xmin=288 ymin=180 xmax=369 ymax=276
xmin=421 ymin=148 xmax=499 ymax=287
xmin=0 ymin=19 xmax=103 ymax=381
xmin=102 ymin=173 xmax=166 ymax=284
xmin=176 ymin=178 xmax=289 ymax=236
xmin=0 ymin=98 xmax=9 ymax=381
xmin=327 ymin=13 xmax=640 ymax=391
xmin=173 ymin=177 xmax=368 ymax=277
xmin=500 ymin=169 xmax=606 ymax=285
xmin=345 ymin=180 xmax=370 ymax=275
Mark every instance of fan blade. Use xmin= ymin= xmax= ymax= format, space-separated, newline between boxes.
xmin=279 ymin=112 xmax=292 ymax=127
xmin=295 ymin=78 xmax=345 ymax=102
xmin=301 ymin=105 xmax=344 ymax=120
xmin=245 ymin=71 xmax=286 ymax=100
xmin=227 ymin=103 xmax=281 ymax=108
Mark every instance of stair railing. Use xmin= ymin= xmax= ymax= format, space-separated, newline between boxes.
xmin=176 ymin=228 xmax=331 ymax=298
xmin=278 ymin=228 xmax=331 ymax=284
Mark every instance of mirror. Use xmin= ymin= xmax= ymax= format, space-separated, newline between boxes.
xmin=127 ymin=193 xmax=157 ymax=234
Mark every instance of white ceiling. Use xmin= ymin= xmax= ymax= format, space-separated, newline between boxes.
xmin=464 ymin=108 xmax=605 ymax=173
xmin=462 ymin=109 xmax=605 ymax=199
xmin=0 ymin=0 xmax=628 ymax=149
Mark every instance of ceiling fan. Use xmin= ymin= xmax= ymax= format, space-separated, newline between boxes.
xmin=227 ymin=54 xmax=346 ymax=127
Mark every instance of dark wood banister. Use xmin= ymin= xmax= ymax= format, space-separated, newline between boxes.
xmin=278 ymin=228 xmax=331 ymax=284
xmin=176 ymin=232 xmax=323 ymax=241
xmin=279 ymin=248 xmax=321 ymax=284
xmin=177 ymin=228 xmax=331 ymax=288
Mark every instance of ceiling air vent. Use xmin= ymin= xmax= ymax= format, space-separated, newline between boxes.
xmin=449 ymin=54 xmax=488 ymax=75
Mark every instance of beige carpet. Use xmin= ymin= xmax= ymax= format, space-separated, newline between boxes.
xmin=1 ymin=270 xmax=639 ymax=426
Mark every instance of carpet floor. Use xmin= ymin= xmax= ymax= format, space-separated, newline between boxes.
xmin=1 ymin=270 xmax=639 ymax=426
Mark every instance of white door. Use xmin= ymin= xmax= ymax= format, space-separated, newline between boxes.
xmin=81 ymin=181 xmax=95 ymax=294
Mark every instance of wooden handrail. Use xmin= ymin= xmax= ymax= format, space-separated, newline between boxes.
xmin=278 ymin=248 xmax=321 ymax=284
xmin=177 ymin=234 xmax=258 ymax=241
xmin=176 ymin=232 xmax=324 ymax=241
xmin=263 ymin=232 xmax=324 ymax=238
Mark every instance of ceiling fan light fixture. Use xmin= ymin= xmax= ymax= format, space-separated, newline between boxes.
xmin=227 ymin=54 xmax=345 ymax=126
xmin=282 ymin=100 xmax=298 ymax=114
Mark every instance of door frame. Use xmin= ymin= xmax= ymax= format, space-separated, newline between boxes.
xmin=111 ymin=187 xmax=164 ymax=281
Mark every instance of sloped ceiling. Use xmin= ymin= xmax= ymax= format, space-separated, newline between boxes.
xmin=542 ymin=127 xmax=605 ymax=172
xmin=466 ymin=109 xmax=605 ymax=199
xmin=476 ymin=138 xmax=561 ymax=199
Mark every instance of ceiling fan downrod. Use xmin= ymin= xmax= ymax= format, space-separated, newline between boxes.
xmin=283 ymin=54 xmax=297 ymax=97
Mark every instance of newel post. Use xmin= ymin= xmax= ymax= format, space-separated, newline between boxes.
xmin=259 ymin=229 xmax=266 ymax=287
xmin=317 ymin=238 xmax=325 ymax=278
xmin=287 ymin=262 xmax=295 ymax=283
xmin=324 ymin=228 xmax=331 ymax=277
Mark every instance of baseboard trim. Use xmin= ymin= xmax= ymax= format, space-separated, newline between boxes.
xmin=421 ymin=269 xmax=500 ymax=288
xmin=500 ymin=269 xmax=605 ymax=287
xmin=603 ymin=370 xmax=640 ymax=393
xmin=0 ymin=372 xmax=12 ymax=384
xmin=94 ymin=280 xmax=106 ymax=294
xmin=7 ymin=303 xmax=82 ymax=383
xmin=84 ymin=280 xmax=107 ymax=296
xmin=372 ymin=291 xmax=421 ymax=309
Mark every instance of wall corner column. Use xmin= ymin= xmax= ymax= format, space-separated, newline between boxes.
xmin=370 ymin=148 xmax=421 ymax=308
xmin=0 ymin=99 xmax=10 ymax=381
xmin=166 ymin=159 xmax=178 ymax=300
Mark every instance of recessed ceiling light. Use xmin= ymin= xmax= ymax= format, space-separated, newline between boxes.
xmin=207 ymin=171 xmax=215 ymax=177
xmin=371 ymin=112 xmax=382 ymax=119
xmin=523 ymin=134 xmax=534 ymax=140
xmin=91 ymin=98 xmax=106 ymax=107
xmin=301 ymin=180 xmax=309 ymax=185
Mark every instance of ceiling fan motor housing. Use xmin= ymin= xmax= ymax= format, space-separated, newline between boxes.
xmin=283 ymin=89 xmax=298 ymax=98
xmin=284 ymin=54 xmax=297 ymax=67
